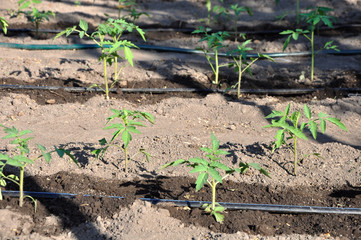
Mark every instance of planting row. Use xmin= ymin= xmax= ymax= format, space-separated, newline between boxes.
xmin=0 ymin=0 xmax=347 ymax=99
xmin=0 ymin=103 xmax=347 ymax=222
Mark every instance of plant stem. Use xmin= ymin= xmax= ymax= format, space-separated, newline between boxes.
xmin=104 ymin=58 xmax=109 ymax=100
xmin=237 ymin=60 xmax=243 ymax=98
xmin=293 ymin=137 xmax=298 ymax=176
xmin=124 ymin=147 xmax=128 ymax=173
xmin=310 ymin=30 xmax=314 ymax=81
xmin=19 ymin=166 xmax=24 ymax=207
xmin=214 ymin=50 xmax=219 ymax=85
xmin=211 ymin=178 xmax=216 ymax=211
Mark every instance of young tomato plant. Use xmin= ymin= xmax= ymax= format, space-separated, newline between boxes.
xmin=92 ymin=109 xmax=154 ymax=173
xmin=161 ymin=133 xmax=270 ymax=223
xmin=0 ymin=17 xmax=8 ymax=34
xmin=263 ymin=103 xmax=347 ymax=176
xmin=192 ymin=26 xmax=230 ymax=85
xmin=18 ymin=0 xmax=55 ymax=38
xmin=213 ymin=3 xmax=252 ymax=42
xmin=54 ymin=18 xmax=146 ymax=100
xmin=228 ymin=40 xmax=274 ymax=98
xmin=0 ymin=125 xmax=78 ymax=208
xmin=117 ymin=0 xmax=149 ymax=23
xmin=280 ymin=7 xmax=339 ymax=81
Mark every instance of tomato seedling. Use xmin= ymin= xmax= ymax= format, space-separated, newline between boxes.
xmin=280 ymin=6 xmax=339 ymax=81
xmin=92 ymin=109 xmax=154 ymax=173
xmin=263 ymin=103 xmax=347 ymax=176
xmin=54 ymin=18 xmax=146 ymax=100
xmin=228 ymin=40 xmax=274 ymax=98
xmin=18 ymin=0 xmax=55 ymax=38
xmin=213 ymin=3 xmax=252 ymax=42
xmin=192 ymin=26 xmax=230 ymax=85
xmin=0 ymin=125 xmax=78 ymax=209
xmin=0 ymin=17 xmax=8 ymax=35
xmin=161 ymin=132 xmax=270 ymax=223
xmin=116 ymin=0 xmax=149 ymax=23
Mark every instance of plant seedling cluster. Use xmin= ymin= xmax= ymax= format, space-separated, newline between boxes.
xmin=92 ymin=108 xmax=154 ymax=173
xmin=228 ymin=40 xmax=274 ymax=98
xmin=192 ymin=26 xmax=230 ymax=85
xmin=0 ymin=125 xmax=78 ymax=208
xmin=162 ymin=133 xmax=270 ymax=222
xmin=280 ymin=7 xmax=339 ymax=81
xmin=54 ymin=18 xmax=146 ymax=100
xmin=17 ymin=0 xmax=55 ymax=38
xmin=263 ymin=103 xmax=347 ymax=175
xmin=116 ymin=0 xmax=149 ymax=23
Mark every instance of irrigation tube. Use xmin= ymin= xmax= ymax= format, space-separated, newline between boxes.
xmin=1 ymin=84 xmax=361 ymax=95
xmin=2 ymin=190 xmax=361 ymax=215
xmin=1 ymin=42 xmax=361 ymax=58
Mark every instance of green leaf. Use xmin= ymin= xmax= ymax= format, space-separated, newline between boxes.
xmin=122 ymin=130 xmax=132 ymax=148
xmin=213 ymin=211 xmax=225 ymax=223
xmin=189 ymin=165 xmax=208 ymax=173
xmin=0 ymin=179 xmax=6 ymax=187
xmin=308 ymin=121 xmax=318 ymax=139
xmin=55 ymin=147 xmax=79 ymax=166
xmin=124 ymin=46 xmax=134 ymax=67
xmin=265 ymin=110 xmax=284 ymax=119
xmin=210 ymin=161 xmax=231 ymax=171
xmin=326 ymin=118 xmax=348 ymax=131
xmin=208 ymin=167 xmax=222 ymax=183
xmin=211 ymin=132 xmax=220 ymax=151
xmin=79 ymin=19 xmax=88 ymax=31
xmin=37 ymin=144 xmax=51 ymax=163
xmin=304 ymin=105 xmax=312 ymax=119
xmin=274 ymin=129 xmax=285 ymax=148
xmin=320 ymin=119 xmax=326 ymax=133
xmin=195 ymin=172 xmax=208 ymax=191
xmin=188 ymin=157 xmax=209 ymax=166
xmin=160 ymin=159 xmax=186 ymax=169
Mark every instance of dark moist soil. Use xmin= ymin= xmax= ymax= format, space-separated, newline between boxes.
xmin=0 ymin=69 xmax=359 ymax=105
xmin=1 ymin=171 xmax=360 ymax=238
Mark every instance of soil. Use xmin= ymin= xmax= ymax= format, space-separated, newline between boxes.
xmin=0 ymin=0 xmax=361 ymax=239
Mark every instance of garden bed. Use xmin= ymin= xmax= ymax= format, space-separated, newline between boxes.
xmin=0 ymin=0 xmax=361 ymax=239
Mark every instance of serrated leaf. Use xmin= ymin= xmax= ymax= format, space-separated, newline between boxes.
xmin=213 ymin=211 xmax=225 ymax=223
xmin=195 ymin=172 xmax=208 ymax=191
xmin=304 ymin=105 xmax=312 ymax=119
xmin=208 ymin=167 xmax=222 ymax=183
xmin=160 ymin=159 xmax=186 ymax=169
xmin=37 ymin=144 xmax=51 ymax=163
xmin=308 ymin=121 xmax=318 ymax=139
xmin=326 ymin=117 xmax=348 ymax=131
xmin=79 ymin=19 xmax=88 ymax=31
xmin=189 ymin=165 xmax=208 ymax=173
xmin=121 ymin=130 xmax=132 ymax=148
xmin=210 ymin=161 xmax=231 ymax=171
xmin=211 ymin=132 xmax=220 ymax=151
xmin=265 ymin=110 xmax=284 ymax=119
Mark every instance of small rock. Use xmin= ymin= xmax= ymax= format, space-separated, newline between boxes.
xmin=46 ymin=99 xmax=56 ymax=104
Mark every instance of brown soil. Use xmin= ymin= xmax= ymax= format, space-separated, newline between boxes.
xmin=0 ymin=0 xmax=361 ymax=240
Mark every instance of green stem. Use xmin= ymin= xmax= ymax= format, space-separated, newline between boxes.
xmin=214 ymin=50 xmax=219 ymax=85
xmin=115 ymin=56 xmax=118 ymax=82
xmin=124 ymin=147 xmax=128 ymax=173
xmin=237 ymin=59 xmax=242 ymax=98
xmin=293 ymin=137 xmax=298 ymax=176
xmin=211 ymin=178 xmax=216 ymax=211
xmin=311 ymin=30 xmax=314 ymax=81
xmin=19 ymin=166 xmax=24 ymax=207
xmin=104 ymin=58 xmax=109 ymax=100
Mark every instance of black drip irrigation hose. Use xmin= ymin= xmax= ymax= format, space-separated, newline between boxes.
xmin=2 ymin=190 xmax=361 ymax=215
xmin=1 ymin=42 xmax=361 ymax=58
xmin=1 ymin=84 xmax=361 ymax=96
xmin=4 ymin=23 xmax=361 ymax=35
